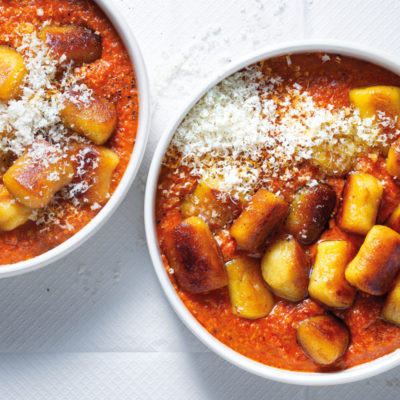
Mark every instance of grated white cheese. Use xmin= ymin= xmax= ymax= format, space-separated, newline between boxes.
xmin=167 ymin=63 xmax=399 ymax=200
xmin=321 ymin=54 xmax=330 ymax=63
xmin=0 ymin=32 xmax=92 ymax=158
xmin=0 ymin=30 xmax=99 ymax=225
xmin=90 ymin=202 xmax=101 ymax=210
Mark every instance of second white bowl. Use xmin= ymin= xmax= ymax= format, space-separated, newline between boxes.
xmin=145 ymin=40 xmax=400 ymax=386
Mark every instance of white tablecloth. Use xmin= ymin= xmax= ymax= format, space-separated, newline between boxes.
xmin=2 ymin=0 xmax=400 ymax=398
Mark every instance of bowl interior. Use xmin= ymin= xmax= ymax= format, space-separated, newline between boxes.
xmin=145 ymin=40 xmax=400 ymax=385
xmin=0 ymin=0 xmax=150 ymax=278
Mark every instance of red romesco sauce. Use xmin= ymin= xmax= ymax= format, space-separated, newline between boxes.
xmin=156 ymin=54 xmax=400 ymax=372
xmin=0 ymin=0 xmax=138 ymax=264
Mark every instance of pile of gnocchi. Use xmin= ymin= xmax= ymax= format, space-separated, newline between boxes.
xmin=164 ymin=85 xmax=400 ymax=366
xmin=0 ymin=25 xmax=119 ymax=230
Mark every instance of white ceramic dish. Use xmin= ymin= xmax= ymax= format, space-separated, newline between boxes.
xmin=145 ymin=40 xmax=400 ymax=385
xmin=0 ymin=0 xmax=150 ymax=278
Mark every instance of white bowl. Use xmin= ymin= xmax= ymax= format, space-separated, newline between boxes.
xmin=145 ymin=40 xmax=400 ymax=385
xmin=0 ymin=0 xmax=150 ymax=278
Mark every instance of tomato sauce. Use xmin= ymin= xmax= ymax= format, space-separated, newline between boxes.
xmin=0 ymin=0 xmax=138 ymax=263
xmin=156 ymin=53 xmax=400 ymax=372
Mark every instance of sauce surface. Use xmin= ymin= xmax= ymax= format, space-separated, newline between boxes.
xmin=156 ymin=53 xmax=400 ymax=372
xmin=0 ymin=0 xmax=138 ymax=264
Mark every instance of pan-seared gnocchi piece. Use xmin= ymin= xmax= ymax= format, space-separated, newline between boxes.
xmin=226 ymin=256 xmax=274 ymax=319
xmin=345 ymin=225 xmax=400 ymax=295
xmin=163 ymin=216 xmax=228 ymax=293
xmin=181 ymin=181 xmax=241 ymax=231
xmin=308 ymin=240 xmax=356 ymax=309
xmin=0 ymin=185 xmax=31 ymax=231
xmin=349 ymin=86 xmax=400 ymax=119
xmin=3 ymin=139 xmax=74 ymax=208
xmin=60 ymin=90 xmax=117 ymax=145
xmin=387 ymin=140 xmax=400 ymax=178
xmin=261 ymin=235 xmax=309 ymax=302
xmin=70 ymin=145 xmax=119 ymax=204
xmin=230 ymin=189 xmax=288 ymax=252
xmin=285 ymin=183 xmax=336 ymax=245
xmin=382 ymin=275 xmax=400 ymax=326
xmin=387 ymin=203 xmax=400 ymax=233
xmin=0 ymin=46 xmax=27 ymax=101
xmin=297 ymin=315 xmax=349 ymax=365
xmin=337 ymin=172 xmax=383 ymax=236
xmin=41 ymin=25 xmax=102 ymax=64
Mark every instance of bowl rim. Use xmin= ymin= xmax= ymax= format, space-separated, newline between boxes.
xmin=0 ymin=0 xmax=150 ymax=278
xmin=144 ymin=39 xmax=400 ymax=386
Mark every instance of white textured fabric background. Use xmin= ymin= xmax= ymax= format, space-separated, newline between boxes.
xmin=2 ymin=0 xmax=400 ymax=398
